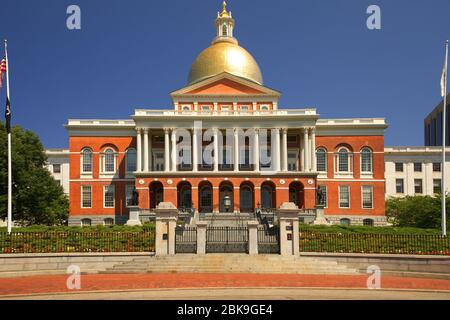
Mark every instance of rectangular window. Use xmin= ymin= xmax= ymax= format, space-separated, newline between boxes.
xmin=395 ymin=162 xmax=404 ymax=172
xmin=221 ymin=105 xmax=231 ymax=113
xmin=104 ymin=185 xmax=115 ymax=208
xmin=433 ymin=162 xmax=441 ymax=172
xmin=413 ymin=162 xmax=422 ymax=172
xmin=318 ymin=185 xmax=327 ymax=207
xmin=434 ymin=179 xmax=442 ymax=194
xmin=395 ymin=179 xmax=404 ymax=194
xmin=414 ymin=179 xmax=423 ymax=194
xmin=125 ymin=185 xmax=134 ymax=207
xmin=201 ymin=105 xmax=211 ymax=113
xmin=362 ymin=186 xmax=373 ymax=209
xmin=316 ymin=150 xmax=327 ymax=172
xmin=81 ymin=186 xmax=92 ymax=208
xmin=339 ymin=185 xmax=350 ymax=208
xmin=240 ymin=105 xmax=250 ymax=113
xmin=53 ymin=164 xmax=61 ymax=173
xmin=287 ymin=152 xmax=298 ymax=171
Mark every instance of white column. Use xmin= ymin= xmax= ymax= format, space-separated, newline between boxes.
xmin=300 ymin=132 xmax=305 ymax=172
xmin=136 ymin=128 xmax=142 ymax=172
xmin=213 ymin=128 xmax=219 ymax=172
xmin=275 ymin=128 xmax=281 ymax=172
xmin=164 ymin=128 xmax=170 ymax=172
xmin=148 ymin=131 xmax=152 ymax=171
xmin=254 ymin=129 xmax=260 ymax=171
xmin=234 ymin=128 xmax=239 ymax=172
xmin=171 ymin=129 xmax=177 ymax=172
xmin=192 ymin=128 xmax=198 ymax=172
xmin=282 ymin=128 xmax=288 ymax=172
xmin=143 ymin=129 xmax=149 ymax=172
xmin=310 ymin=128 xmax=316 ymax=172
xmin=303 ymin=128 xmax=309 ymax=172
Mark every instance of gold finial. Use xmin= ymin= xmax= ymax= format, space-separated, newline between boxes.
xmin=220 ymin=1 xmax=229 ymax=17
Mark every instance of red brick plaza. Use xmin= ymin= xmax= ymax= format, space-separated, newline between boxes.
xmin=0 ymin=274 xmax=449 ymax=297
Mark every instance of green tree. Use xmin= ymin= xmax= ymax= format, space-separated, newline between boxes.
xmin=0 ymin=122 xmax=68 ymax=225
xmin=386 ymin=195 xmax=450 ymax=230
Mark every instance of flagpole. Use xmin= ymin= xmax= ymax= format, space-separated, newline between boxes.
xmin=442 ymin=40 xmax=448 ymax=237
xmin=5 ymin=39 xmax=12 ymax=234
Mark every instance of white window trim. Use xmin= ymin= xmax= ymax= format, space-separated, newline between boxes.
xmin=360 ymin=148 xmax=374 ymax=177
xmin=181 ymin=104 xmax=191 ymax=112
xmin=81 ymin=218 xmax=92 ymax=227
xmin=81 ymin=185 xmax=92 ymax=209
xmin=361 ymin=185 xmax=374 ymax=209
xmin=334 ymin=148 xmax=354 ymax=178
xmin=80 ymin=149 xmax=93 ymax=178
xmin=125 ymin=148 xmax=137 ymax=177
xmin=100 ymin=148 xmax=118 ymax=178
xmin=240 ymin=105 xmax=250 ymax=113
xmin=103 ymin=185 xmax=115 ymax=209
xmin=338 ymin=185 xmax=351 ymax=209
xmin=287 ymin=149 xmax=299 ymax=172
xmin=395 ymin=178 xmax=405 ymax=194
xmin=260 ymin=104 xmax=270 ymax=111
xmin=414 ymin=179 xmax=423 ymax=195
xmin=316 ymin=148 xmax=327 ymax=175
xmin=103 ymin=218 xmax=114 ymax=226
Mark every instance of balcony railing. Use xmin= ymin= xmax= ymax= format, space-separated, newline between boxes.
xmin=134 ymin=109 xmax=318 ymax=117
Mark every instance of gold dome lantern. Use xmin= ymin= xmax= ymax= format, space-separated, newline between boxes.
xmin=187 ymin=1 xmax=263 ymax=86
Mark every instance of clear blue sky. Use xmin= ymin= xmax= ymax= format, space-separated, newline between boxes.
xmin=1 ymin=0 xmax=450 ymax=148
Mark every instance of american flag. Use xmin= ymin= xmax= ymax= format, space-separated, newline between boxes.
xmin=0 ymin=57 xmax=6 ymax=88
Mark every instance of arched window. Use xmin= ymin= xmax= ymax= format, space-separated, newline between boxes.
xmin=81 ymin=218 xmax=92 ymax=227
xmin=316 ymin=148 xmax=327 ymax=172
xmin=104 ymin=148 xmax=115 ymax=173
xmin=222 ymin=24 xmax=228 ymax=36
xmin=361 ymin=147 xmax=373 ymax=173
xmin=82 ymin=148 xmax=93 ymax=173
xmin=336 ymin=147 xmax=352 ymax=173
xmin=126 ymin=148 xmax=137 ymax=173
xmin=340 ymin=218 xmax=351 ymax=226
xmin=363 ymin=218 xmax=374 ymax=227
xmin=104 ymin=218 xmax=114 ymax=226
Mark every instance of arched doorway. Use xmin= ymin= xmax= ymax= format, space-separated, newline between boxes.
xmin=177 ymin=181 xmax=192 ymax=209
xmin=219 ymin=181 xmax=234 ymax=213
xmin=149 ymin=181 xmax=164 ymax=209
xmin=261 ymin=181 xmax=276 ymax=209
xmin=289 ymin=181 xmax=304 ymax=208
xmin=240 ymin=182 xmax=254 ymax=213
xmin=198 ymin=181 xmax=213 ymax=213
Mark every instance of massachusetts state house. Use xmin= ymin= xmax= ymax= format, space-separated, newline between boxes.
xmin=65 ymin=2 xmax=388 ymax=227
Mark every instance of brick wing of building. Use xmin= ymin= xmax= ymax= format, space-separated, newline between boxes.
xmin=65 ymin=3 xmax=388 ymax=227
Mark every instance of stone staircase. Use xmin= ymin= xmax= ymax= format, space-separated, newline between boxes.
xmin=102 ymin=254 xmax=360 ymax=275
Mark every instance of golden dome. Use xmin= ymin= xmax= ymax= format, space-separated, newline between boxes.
xmin=188 ymin=41 xmax=263 ymax=85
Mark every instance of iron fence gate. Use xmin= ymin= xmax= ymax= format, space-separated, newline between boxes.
xmin=206 ymin=227 xmax=248 ymax=253
xmin=175 ymin=226 xmax=197 ymax=254
xmin=257 ymin=226 xmax=280 ymax=254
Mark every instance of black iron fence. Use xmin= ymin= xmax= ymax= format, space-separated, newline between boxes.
xmin=257 ymin=226 xmax=280 ymax=254
xmin=206 ymin=226 xmax=248 ymax=253
xmin=0 ymin=232 xmax=156 ymax=254
xmin=175 ymin=226 xmax=197 ymax=254
xmin=299 ymin=231 xmax=450 ymax=255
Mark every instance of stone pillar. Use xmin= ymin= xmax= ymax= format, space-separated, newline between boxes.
xmin=196 ymin=221 xmax=207 ymax=255
xmin=136 ymin=128 xmax=142 ymax=172
xmin=213 ymin=128 xmax=219 ymax=172
xmin=148 ymin=131 xmax=152 ymax=171
xmin=143 ymin=129 xmax=149 ymax=172
xmin=254 ymin=129 xmax=260 ymax=171
xmin=248 ymin=221 xmax=259 ymax=255
xmin=310 ymin=128 xmax=316 ymax=172
xmin=303 ymin=128 xmax=309 ymax=172
xmin=274 ymin=128 xmax=281 ymax=172
xmin=154 ymin=202 xmax=178 ymax=256
xmin=164 ymin=128 xmax=170 ymax=172
xmin=234 ymin=128 xmax=239 ymax=172
xmin=126 ymin=206 xmax=142 ymax=226
xmin=278 ymin=202 xmax=300 ymax=256
xmin=171 ymin=129 xmax=177 ymax=172
xmin=281 ymin=128 xmax=288 ymax=172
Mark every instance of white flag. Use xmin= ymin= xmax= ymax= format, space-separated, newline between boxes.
xmin=441 ymin=63 xmax=447 ymax=98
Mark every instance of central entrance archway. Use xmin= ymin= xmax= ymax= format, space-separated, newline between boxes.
xmin=198 ymin=181 xmax=213 ymax=213
xmin=177 ymin=181 xmax=192 ymax=209
xmin=149 ymin=181 xmax=164 ymax=209
xmin=289 ymin=181 xmax=304 ymax=208
xmin=240 ymin=182 xmax=254 ymax=213
xmin=219 ymin=181 xmax=234 ymax=213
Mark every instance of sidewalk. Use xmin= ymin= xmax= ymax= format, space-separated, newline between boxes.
xmin=0 ymin=273 xmax=449 ymax=298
